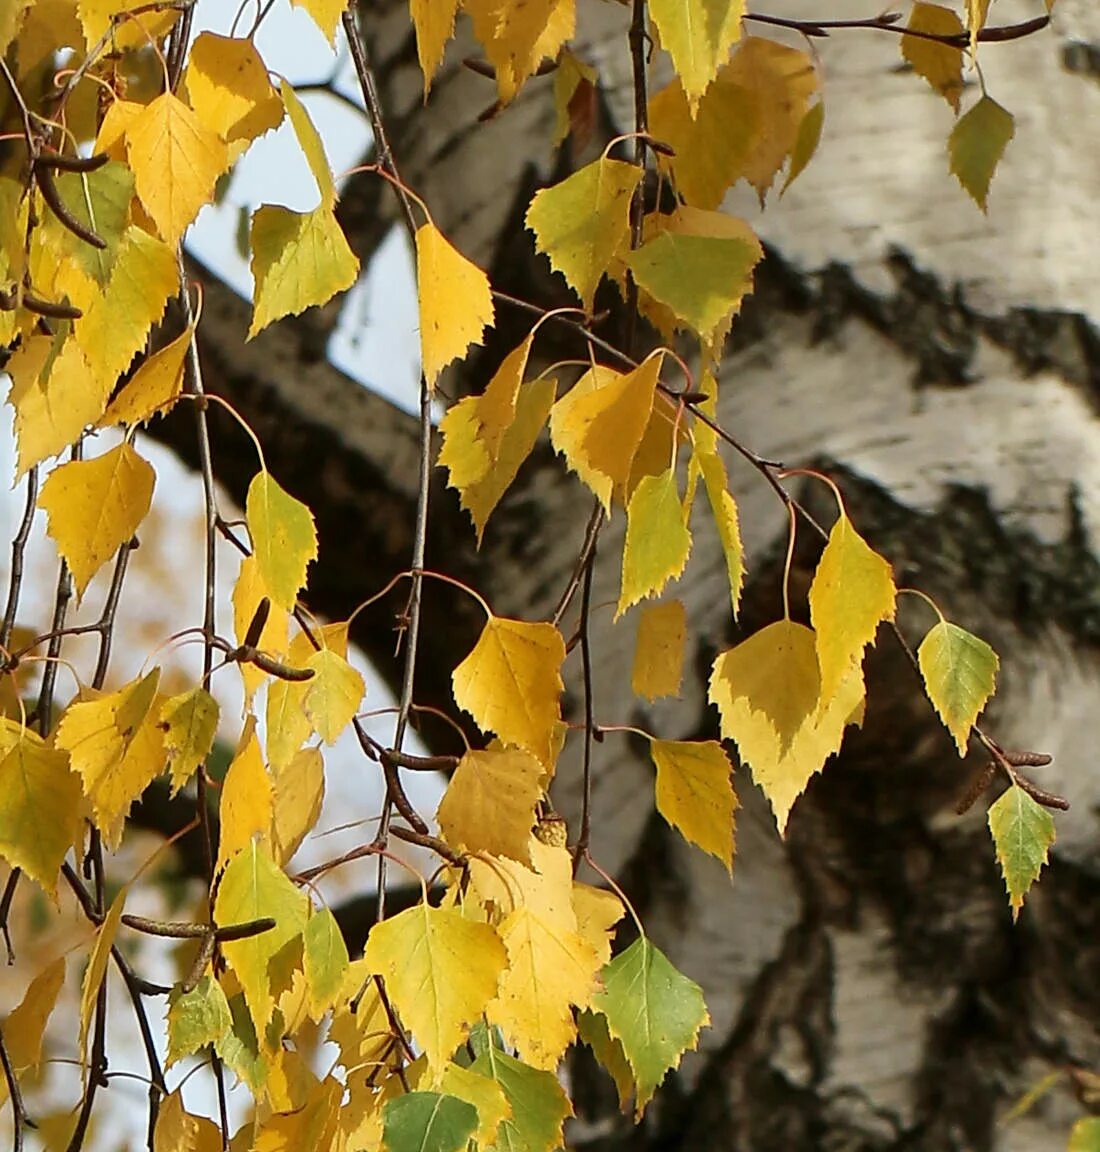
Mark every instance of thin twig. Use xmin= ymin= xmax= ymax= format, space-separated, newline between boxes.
xmin=743 ymin=9 xmax=1048 ymax=46
xmin=1 ymin=469 xmax=38 ymax=652
xmin=0 ymin=1023 xmax=30 ymax=1152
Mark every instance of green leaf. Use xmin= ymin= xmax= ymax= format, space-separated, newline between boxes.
xmin=917 ymin=620 xmax=998 ymax=755
xmin=618 ymin=467 xmax=692 ymax=616
xmin=382 ymin=1092 xmax=478 ymax=1152
xmin=591 ymin=937 xmax=709 ymax=1116
xmin=245 ymin=469 xmax=318 ymax=612
xmin=54 ymin=161 xmax=135 ymax=284
xmin=165 ymin=975 xmax=232 ymax=1067
xmin=470 ymin=1046 xmax=572 ymax=1152
xmin=988 ymin=785 xmax=1055 ymax=918
xmin=577 ymin=1008 xmax=634 ymax=1113
xmin=624 ymin=232 xmax=759 ymax=346
xmin=948 ymin=95 xmax=1014 ymax=212
xmin=1069 ymin=1117 xmax=1100 ymax=1152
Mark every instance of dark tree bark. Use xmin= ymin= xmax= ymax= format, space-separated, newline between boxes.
xmin=145 ymin=2 xmax=1100 ymax=1148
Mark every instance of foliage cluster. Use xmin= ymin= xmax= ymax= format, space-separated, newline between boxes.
xmin=0 ymin=1 xmax=1081 ymax=1150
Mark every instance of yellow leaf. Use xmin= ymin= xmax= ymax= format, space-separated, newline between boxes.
xmin=694 ymin=446 xmax=744 ymax=614
xmin=363 ymin=902 xmax=507 ymax=1079
xmin=948 ymin=95 xmax=1014 ymax=213
xmin=0 ymin=1 xmax=30 ymax=59
xmin=550 ymin=356 xmax=661 ymax=511
xmin=218 ymin=718 xmax=273 ymax=870
xmin=649 ymin=0 xmax=744 ymax=110
xmin=619 ymin=467 xmax=692 ymax=616
xmin=40 ymin=441 xmax=156 ymax=598
xmin=438 ymin=1062 xmax=512 ymax=1147
xmin=808 ymin=512 xmax=896 ymax=704
xmin=781 ymin=100 xmax=825 ymax=194
xmin=410 ymin=0 xmax=462 ymax=94
xmin=74 ymin=225 xmax=178 ymax=386
xmin=415 ymin=222 xmax=494 ymax=390
xmin=901 ymin=3 xmax=965 ymax=112
xmin=55 ymin=669 xmax=166 ymax=847
xmin=232 ymin=555 xmax=290 ymax=708
xmin=651 ymin=739 xmax=737 ymax=870
xmin=289 ymin=0 xmax=345 ymax=44
xmin=473 ymin=841 xmax=603 ymax=1069
xmin=526 ymin=157 xmax=641 ymax=310
xmin=466 ymin=0 xmax=576 ymax=103
xmin=632 ymin=599 xmax=686 ymax=700
xmin=8 ymin=336 xmax=110 ymax=478
xmin=159 ymin=686 xmax=218 ymax=795
xmin=437 ymin=746 xmax=544 ymax=862
xmin=572 ymin=883 xmax=624 ymax=971
xmin=77 ymin=0 xmax=177 ymax=48
xmin=965 ymin=0 xmax=991 ymax=52
xmin=245 ymin=470 xmax=318 ymax=612
xmin=439 ymin=376 xmax=556 ymax=544
xmin=3 ymin=957 xmax=66 ymax=1075
xmin=281 ymin=82 xmax=335 ymax=208
xmin=248 ymin=203 xmax=359 ymax=337
xmin=552 ymin=50 xmax=598 ymax=150
xmin=271 ymin=746 xmax=324 ymax=866
xmin=79 ymin=886 xmax=126 ymax=1064
xmin=185 ymin=32 xmax=284 ymax=154
xmin=303 ymin=648 xmax=365 ymax=744
xmin=154 ymin=1090 xmax=223 ymax=1152
xmin=215 ymin=839 xmax=309 ymax=1040
xmin=709 ymin=621 xmax=865 ymax=833
xmin=126 ymin=91 xmax=229 ymax=245
xmin=725 ymin=37 xmax=818 ymax=200
xmin=648 ymin=72 xmax=760 ymax=209
xmin=0 ymin=722 xmax=82 ymax=898
xmin=100 ymin=326 xmax=192 ymax=428
xmin=452 ymin=616 xmax=565 ymax=765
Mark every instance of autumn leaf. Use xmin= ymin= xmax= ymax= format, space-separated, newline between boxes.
xmin=303 ymin=907 xmax=349 ymax=1018
xmin=217 ymin=718 xmax=273 ymax=869
xmin=55 ymin=669 xmax=167 ymax=847
xmin=632 ymin=599 xmax=687 ymax=700
xmin=0 ymin=721 xmax=82 ymax=898
xmin=80 ymin=887 xmax=127 ymax=1064
xmin=40 ymin=442 xmax=156 ymax=597
xmin=808 ymin=512 xmax=896 ymax=704
xmin=281 ymin=82 xmax=336 ymax=207
xmin=592 ymin=937 xmax=709 ymax=1117
xmin=154 ymin=1091 xmax=223 ymax=1152
xmin=649 ymin=0 xmax=744 ymax=111
xmin=290 ymin=0 xmax=344 ymax=45
xmin=126 ymin=91 xmax=229 ymax=245
xmin=166 ymin=975 xmax=233 ymax=1067
xmin=619 ymin=467 xmax=692 ymax=616
xmin=364 ymin=902 xmax=507 ymax=1078
xmin=185 ymin=32 xmax=284 ymax=154
xmin=3 ymin=957 xmax=66 ymax=1076
xmin=693 ymin=446 xmax=744 ymax=614
xmin=51 ymin=161 xmax=134 ymax=285
xmin=650 ymin=739 xmax=737 ymax=870
xmin=437 ymin=746 xmax=544 ymax=863
xmin=159 ymin=686 xmax=219 ymax=795
xmin=552 ymin=50 xmax=597 ymax=150
xmin=415 ymin=222 xmax=494 ymax=390
xmin=949 ymin=96 xmax=1015 ymax=212
xmin=249 ymin=204 xmax=359 ymax=336
xmin=452 ymin=616 xmax=565 ymax=766
xmin=466 ymin=0 xmax=576 ymax=103
xmin=245 ymin=469 xmax=318 ymax=612
xmin=902 ymin=3 xmax=965 ymax=112
xmin=526 ymin=157 xmax=642 ymax=310
xmin=918 ymin=621 xmax=999 ymax=755
xmin=437 ymin=1063 xmax=511 ymax=1147
xmin=988 ymin=785 xmax=1055 ymax=918
xmin=100 ymin=326 xmax=192 ymax=428
xmin=215 ymin=839 xmax=310 ymax=1040
xmin=410 ymin=0 xmax=462 ymax=93
xmin=781 ymin=101 xmax=825 ymax=194
xmin=270 ymin=746 xmax=325 ymax=865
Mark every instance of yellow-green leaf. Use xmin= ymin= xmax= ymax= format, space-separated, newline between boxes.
xmin=126 ymin=91 xmax=229 ymax=245
xmin=618 ymin=467 xmax=692 ymax=616
xmin=649 ymin=0 xmax=744 ymax=110
xmin=415 ymin=222 xmax=494 ymax=390
xmin=437 ymin=746 xmax=543 ymax=863
xmin=632 ymin=599 xmax=686 ymax=701
xmin=80 ymin=887 xmax=126 ymax=1063
xmin=0 ymin=722 xmax=82 ymax=898
xmin=303 ymin=648 xmax=365 ymax=744
xmin=901 ymin=3 xmax=965 ymax=112
xmin=55 ymin=669 xmax=166 ymax=847
xmin=215 ymin=839 xmax=310 ymax=1039
xmin=40 ymin=442 xmax=156 ymax=597
xmin=249 ymin=204 xmax=359 ymax=337
xmin=918 ymin=620 xmax=998 ymax=755
xmin=166 ymin=974 xmax=232 ymax=1067
xmin=808 ymin=512 xmax=896 ymax=704
xmin=245 ymin=469 xmax=318 ymax=612
xmin=159 ymin=686 xmax=219 ymax=795
xmin=650 ymin=739 xmax=737 ymax=870
xmin=363 ymin=902 xmax=507 ymax=1079
xmin=438 ymin=1063 xmax=511 ymax=1148
xmin=303 ymin=906 xmax=349 ymax=1018
xmin=949 ymin=96 xmax=1014 ymax=213
xmin=781 ymin=100 xmax=824 ymax=193
xmin=526 ymin=157 xmax=642 ymax=310
xmin=988 ymin=785 xmax=1055 ymax=919
xmin=452 ymin=616 xmax=565 ymax=766
xmin=469 ymin=1046 xmax=572 ymax=1152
